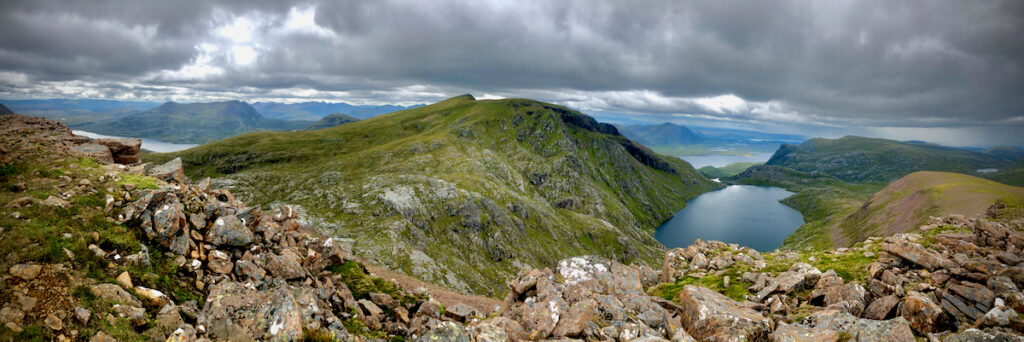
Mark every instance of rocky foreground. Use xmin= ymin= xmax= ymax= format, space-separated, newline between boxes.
xmin=1 ymin=113 xmax=1023 ymax=341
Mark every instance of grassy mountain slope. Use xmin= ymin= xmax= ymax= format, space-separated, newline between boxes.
xmin=150 ymin=95 xmax=718 ymax=295
xmin=837 ymin=171 xmax=1024 ymax=245
xmin=767 ymin=136 xmax=1019 ymax=184
xmin=74 ymin=101 xmax=311 ymax=144
xmin=699 ymin=162 xmax=761 ymax=178
xmin=305 ymin=113 xmax=359 ymax=130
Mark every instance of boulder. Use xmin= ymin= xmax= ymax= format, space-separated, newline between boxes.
xmin=207 ymin=215 xmax=254 ymax=246
xmin=771 ymin=323 xmax=839 ymax=342
xmin=444 ymin=303 xmax=475 ymax=322
xmin=90 ymin=283 xmax=143 ymax=307
xmin=901 ymin=291 xmax=950 ymax=334
xmin=207 ymin=249 xmax=233 ymax=274
xmin=940 ymin=328 xmax=1024 ymax=342
xmin=235 ymin=259 xmax=266 ymax=281
xmin=881 ymin=235 xmax=956 ymax=271
xmin=95 ymin=138 xmax=141 ymax=164
xmin=71 ymin=143 xmax=113 ymax=163
xmin=112 ymin=304 xmax=147 ymax=326
xmin=370 ymin=292 xmax=398 ymax=310
xmin=939 ymin=281 xmax=995 ymax=323
xmin=854 ymin=317 xmax=915 ymax=342
xmin=469 ymin=321 xmax=509 ymax=342
xmin=551 ymin=299 xmax=595 ymax=338
xmin=863 ymin=295 xmax=899 ymax=320
xmin=74 ymin=307 xmax=91 ymax=324
xmin=134 ymin=286 xmax=171 ymax=307
xmin=678 ymin=285 xmax=771 ymax=341
xmin=8 ymin=263 xmax=42 ymax=281
xmin=90 ymin=331 xmax=117 ymax=342
xmin=799 ymin=309 xmax=914 ymax=342
xmin=199 ymin=281 xmax=319 ymax=341
xmin=266 ymin=249 xmax=305 ymax=280
xmin=148 ymin=157 xmax=184 ymax=183
xmin=660 ymin=248 xmax=689 ymax=283
xmin=116 ymin=271 xmax=133 ymax=290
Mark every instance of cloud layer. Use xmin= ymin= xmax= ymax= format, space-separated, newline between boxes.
xmin=0 ymin=0 xmax=1021 ymax=144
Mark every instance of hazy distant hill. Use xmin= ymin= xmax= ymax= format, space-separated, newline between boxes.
xmin=615 ymin=122 xmax=805 ymax=157
xmin=767 ymin=136 xmax=1019 ymax=183
xmin=74 ymin=100 xmax=311 ymax=144
xmin=616 ymin=122 xmax=706 ymax=146
xmin=0 ymin=103 xmax=11 ymax=115
xmin=305 ymin=113 xmax=359 ymax=130
xmin=149 ymin=95 xmax=717 ymax=295
xmin=252 ymin=101 xmax=421 ymax=121
xmin=1 ymin=98 xmax=159 ymax=125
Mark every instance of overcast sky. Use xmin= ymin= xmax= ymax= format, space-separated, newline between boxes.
xmin=0 ymin=0 xmax=1021 ymax=146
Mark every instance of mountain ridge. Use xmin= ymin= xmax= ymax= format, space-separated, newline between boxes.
xmin=149 ymin=95 xmax=719 ymax=295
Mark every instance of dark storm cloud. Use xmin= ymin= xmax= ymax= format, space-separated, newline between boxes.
xmin=0 ymin=0 xmax=1021 ymax=144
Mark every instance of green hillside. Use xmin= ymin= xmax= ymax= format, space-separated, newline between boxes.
xmin=767 ymin=136 xmax=1021 ymax=184
xmin=73 ymin=100 xmax=311 ymax=144
xmin=698 ymin=162 xmax=761 ymax=178
xmin=838 ymin=171 xmax=1024 ymax=244
xmin=305 ymin=113 xmax=359 ymax=130
xmin=150 ymin=95 xmax=718 ymax=295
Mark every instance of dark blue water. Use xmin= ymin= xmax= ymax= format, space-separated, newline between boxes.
xmin=655 ymin=185 xmax=803 ymax=252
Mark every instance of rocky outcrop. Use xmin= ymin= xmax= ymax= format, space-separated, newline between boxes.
xmin=501 ymin=256 xmax=688 ymax=340
xmin=94 ymin=138 xmax=141 ymax=164
xmin=678 ymin=285 xmax=772 ymax=341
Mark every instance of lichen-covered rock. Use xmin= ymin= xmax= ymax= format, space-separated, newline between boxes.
xmin=882 ymin=234 xmax=956 ymax=271
xmin=266 ymin=249 xmax=305 ymax=280
xmin=678 ymin=285 xmax=771 ymax=341
xmin=90 ymin=283 xmax=143 ymax=307
xmin=863 ymin=295 xmax=899 ymax=320
xmin=771 ymin=323 xmax=839 ymax=342
xmin=207 ymin=249 xmax=233 ymax=274
xmin=199 ymin=281 xmax=331 ymax=341
xmin=854 ymin=317 xmax=915 ymax=342
xmin=207 ymin=215 xmax=254 ymax=246
xmin=148 ymin=157 xmax=184 ymax=183
xmin=8 ymin=263 xmax=42 ymax=281
xmin=901 ymin=291 xmax=950 ymax=334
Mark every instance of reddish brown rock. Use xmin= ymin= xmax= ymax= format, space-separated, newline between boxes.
xmin=678 ymin=285 xmax=771 ymax=341
xmin=863 ymin=295 xmax=900 ymax=320
xmin=95 ymin=138 xmax=141 ymax=164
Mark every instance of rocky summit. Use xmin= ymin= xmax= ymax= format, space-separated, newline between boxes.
xmin=2 ymin=113 xmax=1024 ymax=341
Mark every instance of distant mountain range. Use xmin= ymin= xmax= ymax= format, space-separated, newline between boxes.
xmin=305 ymin=113 xmax=359 ymax=130
xmin=251 ymin=101 xmax=422 ymax=121
xmin=1 ymin=98 xmax=418 ymax=144
xmin=616 ymin=122 xmax=706 ymax=146
xmin=73 ymin=101 xmax=312 ymax=144
xmin=615 ymin=122 xmax=805 ymax=157
xmin=766 ymin=136 xmax=1023 ymax=184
